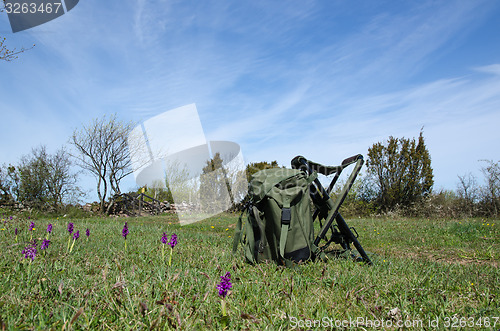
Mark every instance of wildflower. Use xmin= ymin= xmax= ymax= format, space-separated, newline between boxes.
xmin=168 ymin=233 xmax=177 ymax=249
xmin=161 ymin=232 xmax=168 ymax=258
xmin=67 ymin=222 xmax=74 ymax=252
xmin=217 ymin=272 xmax=232 ymax=317
xmin=70 ymin=230 xmax=79 ymax=253
xmin=46 ymin=223 xmax=52 ymax=239
xmin=167 ymin=233 xmax=178 ymax=266
xmin=86 ymin=228 xmax=90 ymax=240
xmin=29 ymin=221 xmax=35 ymax=240
xmin=41 ymin=239 xmax=50 ymax=250
xmin=161 ymin=232 xmax=168 ymax=244
xmin=211 ymin=226 xmax=215 ymax=229
xmin=22 ymin=241 xmax=37 ymax=261
xmin=67 ymin=222 xmax=74 ymax=234
xmin=15 ymin=228 xmax=18 ymax=242
xmin=122 ymin=222 xmax=129 ymax=239
xmin=217 ymin=272 xmax=232 ymax=298
xmin=122 ymin=222 xmax=129 ymax=250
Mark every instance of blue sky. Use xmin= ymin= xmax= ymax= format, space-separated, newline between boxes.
xmin=1 ymin=0 xmax=500 ymax=202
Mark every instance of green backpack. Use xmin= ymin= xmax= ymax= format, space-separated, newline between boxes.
xmin=233 ymin=168 xmax=320 ymax=266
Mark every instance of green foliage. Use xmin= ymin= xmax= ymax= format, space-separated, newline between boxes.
xmin=330 ymin=176 xmax=376 ymax=217
xmin=366 ymin=131 xmax=434 ymax=212
xmin=138 ymin=185 xmax=173 ymax=204
xmin=245 ymin=160 xmax=279 ymax=183
xmin=17 ymin=153 xmax=49 ymax=208
xmin=4 ymin=146 xmax=80 ymax=211
xmin=227 ymin=160 xmax=281 ymax=211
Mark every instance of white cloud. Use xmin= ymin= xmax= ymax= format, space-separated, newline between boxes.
xmin=207 ymin=63 xmax=500 ymax=190
xmin=2 ymin=0 xmax=500 ymax=201
xmin=475 ymin=64 xmax=500 ymax=76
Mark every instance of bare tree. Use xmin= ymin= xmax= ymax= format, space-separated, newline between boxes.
xmin=0 ymin=4 xmax=35 ymax=61
xmin=70 ymin=114 xmax=135 ymax=213
xmin=456 ymin=173 xmax=479 ymax=216
xmin=46 ymin=147 xmax=83 ymax=206
xmin=0 ymin=37 xmax=35 ymax=62
xmin=480 ymin=160 xmax=500 ymax=217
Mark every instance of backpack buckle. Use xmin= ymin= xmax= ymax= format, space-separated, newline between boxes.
xmin=281 ymin=208 xmax=291 ymax=225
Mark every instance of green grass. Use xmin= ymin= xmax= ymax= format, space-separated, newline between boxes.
xmin=0 ymin=214 xmax=499 ymax=329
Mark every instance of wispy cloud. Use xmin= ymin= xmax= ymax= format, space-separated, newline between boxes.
xmin=233 ymin=67 xmax=500 ymax=189
xmin=2 ymin=0 xmax=500 ymax=199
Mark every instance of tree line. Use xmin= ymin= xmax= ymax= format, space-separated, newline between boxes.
xmin=1 ymin=114 xmax=498 ymax=218
xmin=333 ymin=132 xmax=499 ymax=218
xmin=0 ymin=146 xmax=80 ymax=211
xmin=244 ymin=131 xmax=499 ymax=218
xmin=1 ymin=115 xmax=134 ymax=214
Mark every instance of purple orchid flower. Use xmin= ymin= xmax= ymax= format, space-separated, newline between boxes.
xmin=217 ymin=272 xmax=232 ymax=298
xmin=122 ymin=222 xmax=129 ymax=239
xmin=67 ymin=222 xmax=74 ymax=235
xmin=168 ymin=233 xmax=178 ymax=249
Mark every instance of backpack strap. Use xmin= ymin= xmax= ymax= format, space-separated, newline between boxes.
xmin=279 ymin=205 xmax=291 ymax=260
xmin=278 ymin=172 xmax=317 ymax=261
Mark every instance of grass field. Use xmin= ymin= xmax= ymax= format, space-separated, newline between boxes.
xmin=0 ymin=213 xmax=499 ymax=330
